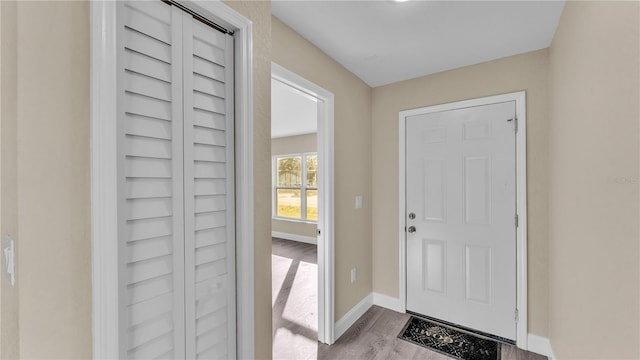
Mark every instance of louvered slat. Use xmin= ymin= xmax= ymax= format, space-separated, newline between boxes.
xmin=127 ymin=216 xmax=172 ymax=242
xmin=124 ymin=27 xmax=171 ymax=63
xmin=193 ymin=57 xmax=225 ymax=82
xmin=126 ymin=178 xmax=172 ymax=199
xmin=194 ymin=144 xmax=226 ymax=162
xmin=195 ymin=260 xmax=227 ymax=283
xmin=126 ymin=135 xmax=172 ymax=159
xmin=126 ymin=157 xmax=172 ymax=178
xmin=125 ymin=49 xmax=172 ymax=83
xmin=193 ymin=39 xmax=225 ymax=66
xmin=126 ymin=113 xmax=172 ymax=140
xmin=194 ymin=195 xmax=226 ymax=213
xmin=127 ymin=235 xmax=173 ymax=263
xmin=124 ymin=4 xmax=171 ymax=44
xmin=193 ymin=74 xmax=225 ymax=98
xmin=194 ymin=179 xmax=226 ymax=196
xmin=128 ymin=333 xmax=174 ymax=360
xmin=125 ymin=71 xmax=172 ymax=102
xmin=127 ymin=274 xmax=173 ymax=305
xmin=194 ymin=127 xmax=226 ymax=146
xmin=194 ymin=227 xmax=227 ymax=248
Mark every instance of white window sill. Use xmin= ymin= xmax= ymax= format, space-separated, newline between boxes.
xmin=272 ymin=216 xmax=317 ymax=225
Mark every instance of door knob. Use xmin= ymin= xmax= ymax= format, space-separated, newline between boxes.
xmin=408 ymin=226 xmax=416 ymax=233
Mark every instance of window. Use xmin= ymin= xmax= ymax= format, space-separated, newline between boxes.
xmin=273 ymin=153 xmax=318 ymax=222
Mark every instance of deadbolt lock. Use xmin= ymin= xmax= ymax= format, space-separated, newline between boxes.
xmin=408 ymin=212 xmax=416 ymax=220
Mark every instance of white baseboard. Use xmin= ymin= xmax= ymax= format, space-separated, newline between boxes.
xmin=334 ymin=293 xmax=373 ymax=341
xmin=272 ymin=231 xmax=317 ymax=245
xmin=527 ymin=334 xmax=555 ymax=360
xmin=372 ymin=292 xmax=404 ymax=313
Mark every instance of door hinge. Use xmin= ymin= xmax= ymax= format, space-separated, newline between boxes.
xmin=508 ymin=117 xmax=518 ymax=133
xmin=515 ymin=214 xmax=519 ymax=228
xmin=515 ymin=309 xmax=519 ymax=323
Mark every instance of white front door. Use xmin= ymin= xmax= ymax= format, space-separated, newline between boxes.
xmin=405 ymin=101 xmax=517 ymax=341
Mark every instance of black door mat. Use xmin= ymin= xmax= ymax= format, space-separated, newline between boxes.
xmin=398 ymin=316 xmax=500 ymax=360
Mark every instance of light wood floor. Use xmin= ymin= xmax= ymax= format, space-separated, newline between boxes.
xmin=272 ymin=237 xmax=546 ymax=360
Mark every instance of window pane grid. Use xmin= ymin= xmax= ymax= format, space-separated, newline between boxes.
xmin=273 ymin=152 xmax=317 ymax=222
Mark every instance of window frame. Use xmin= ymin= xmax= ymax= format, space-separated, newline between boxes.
xmin=272 ymin=152 xmax=318 ymax=223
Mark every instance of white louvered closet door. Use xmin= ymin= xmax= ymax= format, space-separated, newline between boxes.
xmin=118 ymin=1 xmax=235 ymax=359
xmin=181 ymin=11 xmax=236 ymax=360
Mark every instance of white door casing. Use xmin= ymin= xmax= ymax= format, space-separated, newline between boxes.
xmin=271 ymin=62 xmax=336 ymax=344
xmin=399 ymin=92 xmax=527 ymax=347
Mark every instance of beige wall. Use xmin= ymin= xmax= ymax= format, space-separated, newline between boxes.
xmin=15 ymin=1 xmax=92 ymax=358
xmin=548 ymin=2 xmax=639 ymax=359
xmin=0 ymin=1 xmax=20 ymax=358
xmin=223 ymin=2 xmax=273 ymax=359
xmin=371 ymin=49 xmax=550 ymax=336
xmin=272 ymin=133 xmax=317 ymax=154
xmin=272 ymin=133 xmax=318 ymax=238
xmin=272 ymin=17 xmax=373 ymax=319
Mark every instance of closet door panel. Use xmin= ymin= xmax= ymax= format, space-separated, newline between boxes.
xmin=182 ymin=12 xmax=236 ymax=360
xmin=118 ymin=2 xmax=185 ymax=358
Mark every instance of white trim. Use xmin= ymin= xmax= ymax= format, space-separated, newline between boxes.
xmin=271 ymin=62 xmax=336 ymax=344
xmin=514 ymin=92 xmax=528 ymax=349
xmin=272 ymin=231 xmax=317 ymax=245
xmin=398 ymin=113 xmax=407 ymax=318
xmin=90 ymin=2 xmax=119 ymax=358
xmin=91 ymin=1 xmax=255 ymax=358
xmin=334 ymin=293 xmax=373 ymax=341
xmin=398 ymin=91 xmax=528 ymax=349
xmin=527 ymin=334 xmax=556 ymax=360
xmin=372 ymin=293 xmax=404 ymax=313
xmin=271 ymin=130 xmax=317 ymax=139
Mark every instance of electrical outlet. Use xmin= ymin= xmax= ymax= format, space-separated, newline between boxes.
xmin=355 ymin=195 xmax=363 ymax=209
xmin=351 ymin=268 xmax=356 ymax=283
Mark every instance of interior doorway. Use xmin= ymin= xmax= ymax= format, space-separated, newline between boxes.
xmin=270 ymin=63 xmax=335 ymax=355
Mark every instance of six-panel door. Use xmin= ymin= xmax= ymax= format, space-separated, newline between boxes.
xmin=405 ymin=101 xmax=517 ymax=341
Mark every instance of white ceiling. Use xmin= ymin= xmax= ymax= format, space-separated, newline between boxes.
xmin=272 ymin=0 xmax=565 ymax=87
xmin=271 ymin=78 xmax=318 ymax=138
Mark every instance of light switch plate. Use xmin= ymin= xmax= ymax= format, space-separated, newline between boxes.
xmin=355 ymin=195 xmax=363 ymax=209
xmin=3 ymin=235 xmax=15 ymax=286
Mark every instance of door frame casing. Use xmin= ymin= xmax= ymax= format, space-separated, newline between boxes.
xmin=271 ymin=62 xmax=336 ymax=344
xmin=90 ymin=1 xmax=255 ymax=358
xmin=398 ymin=91 xmax=528 ymax=349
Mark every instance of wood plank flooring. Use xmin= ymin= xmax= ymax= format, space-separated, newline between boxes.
xmin=272 ymin=237 xmax=547 ymax=360
xmin=272 ymin=238 xmax=319 ymax=360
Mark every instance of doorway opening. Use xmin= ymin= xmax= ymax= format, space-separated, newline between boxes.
xmin=270 ymin=63 xmax=335 ymax=357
